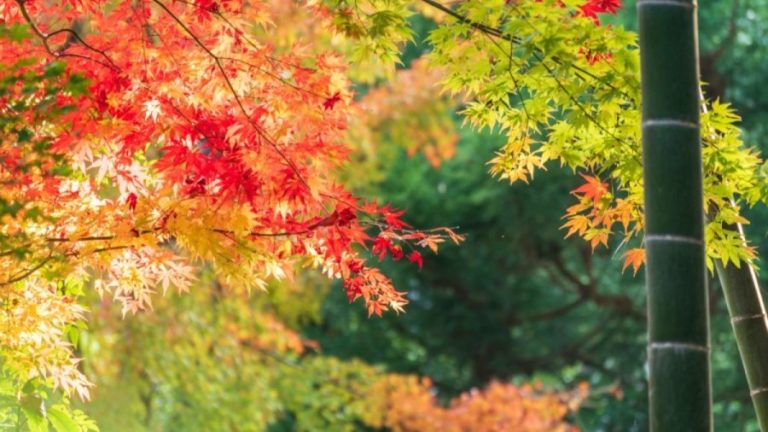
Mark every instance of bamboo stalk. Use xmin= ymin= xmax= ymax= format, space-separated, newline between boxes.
xmin=713 ymin=221 xmax=768 ymax=430
xmin=638 ymin=0 xmax=712 ymax=429
xmin=701 ymin=80 xmax=768 ymax=427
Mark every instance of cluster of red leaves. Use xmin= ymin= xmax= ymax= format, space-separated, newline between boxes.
xmin=364 ymin=375 xmax=589 ymax=432
xmin=0 ymin=65 xmax=79 ymax=231
xmin=371 ymin=235 xmax=424 ymax=268
xmin=513 ymin=0 xmax=621 ymax=23
xmin=345 ymin=214 xmax=462 ymax=316
xmin=578 ymin=0 xmax=622 ymax=24
xmin=0 ymin=0 xmax=462 ymax=321
xmin=577 ymin=0 xmax=621 ymax=63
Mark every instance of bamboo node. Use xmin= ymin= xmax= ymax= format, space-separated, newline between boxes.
xmin=642 ymin=119 xmax=699 ymax=129
xmin=732 ymin=313 xmax=767 ymax=324
xmin=636 ymin=0 xmax=695 ymax=9
xmin=645 ymin=234 xmax=703 ymax=246
xmin=750 ymin=387 xmax=768 ymax=396
xmin=650 ymin=342 xmax=709 ymax=353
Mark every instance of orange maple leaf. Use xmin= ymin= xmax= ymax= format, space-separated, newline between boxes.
xmin=573 ymin=174 xmax=609 ymax=202
xmin=622 ymin=248 xmax=645 ymax=275
xmin=561 ymin=215 xmax=590 ymax=238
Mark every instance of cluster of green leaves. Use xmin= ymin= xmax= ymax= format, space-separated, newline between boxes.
xmin=430 ymin=0 xmax=768 ymax=270
xmin=323 ymin=0 xmax=414 ymax=81
xmin=0 ymin=374 xmax=97 ymax=432
xmin=328 ymin=0 xmax=768 ymax=273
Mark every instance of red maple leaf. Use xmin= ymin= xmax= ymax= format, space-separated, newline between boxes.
xmin=323 ymin=92 xmax=342 ymax=110
xmin=408 ymin=251 xmax=424 ymax=269
xmin=126 ymin=193 xmax=138 ymax=212
xmin=372 ymin=236 xmax=392 ymax=260
xmin=388 ymin=244 xmax=404 ymax=261
xmin=579 ymin=0 xmax=622 ymax=24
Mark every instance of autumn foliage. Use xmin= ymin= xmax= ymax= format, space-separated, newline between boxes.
xmin=364 ymin=375 xmax=588 ymax=432
xmin=0 ymin=0 xmax=462 ymax=403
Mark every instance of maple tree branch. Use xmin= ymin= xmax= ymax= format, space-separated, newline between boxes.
xmin=505 ymin=45 xmax=531 ymax=126
xmin=151 ymin=0 xmax=431 ymax=224
xmin=362 ymin=220 xmax=461 ymax=234
xmin=212 ymin=228 xmax=312 ymax=238
xmin=151 ymin=0 xmax=314 ymax=195
xmin=14 ymin=0 xmax=120 ymax=71
xmin=1 ymin=224 xmax=317 ymax=261
xmin=420 ymin=0 xmax=505 ymax=37
xmin=0 ymin=224 xmax=306 ymax=284
xmin=1 ymin=254 xmax=54 ymax=285
xmin=550 ymin=253 xmax=644 ymax=321
xmin=44 ymin=28 xmax=119 ymax=70
xmin=418 ymin=0 xmax=642 ymax=168
xmin=171 ymin=0 xmax=299 ymax=71
xmin=160 ymin=96 xmax=222 ymax=145
xmin=217 ymin=13 xmax=302 ymax=72
xmin=519 ymin=296 xmax=588 ymax=322
xmin=536 ymin=53 xmax=641 ymax=163
xmin=45 ymin=233 xmax=152 ymax=243
xmin=46 ymin=19 xmax=82 ymax=52
xmin=418 ymin=0 xmax=630 ymax=99
xmin=217 ymin=56 xmax=329 ymax=99
xmin=0 ymin=243 xmax=134 ymax=285
xmin=43 ymin=226 xmax=314 ymax=244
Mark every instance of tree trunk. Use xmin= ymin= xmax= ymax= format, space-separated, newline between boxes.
xmin=638 ymin=0 xmax=712 ymax=429
xmin=714 ymin=222 xmax=768 ymax=430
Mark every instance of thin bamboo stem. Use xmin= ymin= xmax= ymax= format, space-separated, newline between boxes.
xmin=713 ymin=221 xmax=768 ymax=430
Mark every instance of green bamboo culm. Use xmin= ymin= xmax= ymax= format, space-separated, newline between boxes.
xmin=637 ymin=0 xmax=712 ymax=430
xmin=713 ymin=223 xmax=768 ymax=430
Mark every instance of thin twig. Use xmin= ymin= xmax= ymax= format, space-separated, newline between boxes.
xmin=14 ymin=0 xmax=119 ymax=71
